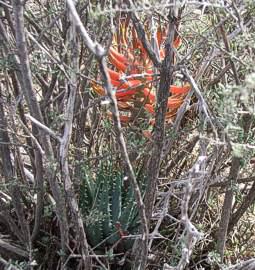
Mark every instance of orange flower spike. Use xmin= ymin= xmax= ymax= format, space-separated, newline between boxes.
xmin=143 ymin=65 xmax=156 ymax=81
xmin=109 ymin=53 xmax=127 ymax=72
xmin=131 ymin=28 xmax=147 ymax=57
xmin=132 ymin=27 xmax=139 ymax=50
xmin=114 ymin=80 xmax=142 ymax=99
xmin=146 ymin=68 xmax=153 ymax=75
xmin=119 ymin=26 xmax=127 ymax=48
xmin=159 ymin=39 xmax=180 ymax=59
xmin=166 ymin=111 xmax=177 ymax=119
xmin=119 ymin=18 xmax=130 ymax=48
xmin=170 ymin=84 xmax=191 ymax=95
xmin=122 ymin=26 xmax=132 ymax=51
xmin=116 ymin=96 xmax=135 ymax=102
xmin=138 ymin=41 xmax=148 ymax=58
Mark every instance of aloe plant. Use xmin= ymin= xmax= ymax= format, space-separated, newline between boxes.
xmin=79 ymin=162 xmax=144 ymax=251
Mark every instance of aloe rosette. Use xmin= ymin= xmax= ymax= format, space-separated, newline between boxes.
xmin=80 ymin=163 xmax=145 ymax=251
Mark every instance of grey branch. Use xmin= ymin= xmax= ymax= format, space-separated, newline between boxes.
xmin=25 ymin=114 xmax=61 ymax=142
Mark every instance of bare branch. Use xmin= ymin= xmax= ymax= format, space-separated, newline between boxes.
xmin=25 ymin=114 xmax=61 ymax=142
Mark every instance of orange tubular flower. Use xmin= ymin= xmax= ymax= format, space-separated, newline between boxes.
xmin=111 ymin=79 xmax=130 ymax=89
xmin=173 ymin=36 xmax=182 ymax=48
xmin=144 ymin=104 xmax=155 ymax=114
xmin=143 ymin=88 xmax=156 ymax=104
xmin=118 ymin=101 xmax=132 ymax=111
xmin=167 ymin=97 xmax=184 ymax=110
xmin=112 ymin=79 xmax=141 ymax=91
xmin=170 ymin=84 xmax=191 ymax=95
xmin=108 ymin=68 xmax=121 ymax=81
xmin=91 ymin=82 xmax=105 ymax=96
xmin=108 ymin=53 xmax=128 ymax=73
xmin=109 ymin=47 xmax=132 ymax=65
xmin=115 ymin=89 xmax=136 ymax=99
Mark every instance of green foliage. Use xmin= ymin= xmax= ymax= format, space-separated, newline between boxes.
xmin=208 ymin=72 xmax=255 ymax=164
xmin=3 ymin=259 xmax=30 ymax=270
xmin=79 ymin=161 xmax=144 ymax=251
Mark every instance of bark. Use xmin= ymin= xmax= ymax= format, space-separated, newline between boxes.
xmin=144 ymin=9 xmax=177 ymax=224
